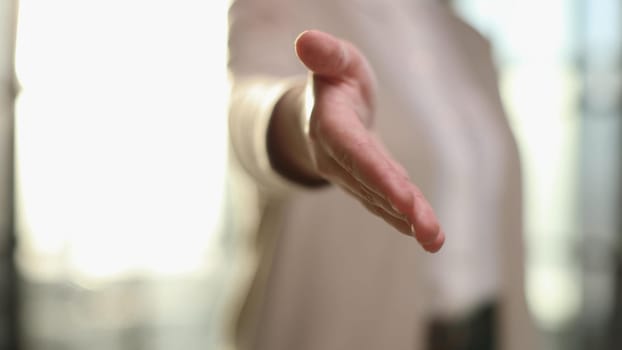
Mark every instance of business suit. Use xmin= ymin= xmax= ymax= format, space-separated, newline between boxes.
xmin=226 ymin=1 xmax=537 ymax=349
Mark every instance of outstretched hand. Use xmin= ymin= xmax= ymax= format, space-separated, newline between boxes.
xmin=276 ymin=30 xmax=445 ymax=252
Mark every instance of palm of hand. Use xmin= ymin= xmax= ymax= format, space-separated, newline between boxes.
xmin=297 ymin=30 xmax=444 ymax=252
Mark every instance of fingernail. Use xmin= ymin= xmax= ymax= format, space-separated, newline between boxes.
xmin=410 ymin=224 xmax=415 ymax=236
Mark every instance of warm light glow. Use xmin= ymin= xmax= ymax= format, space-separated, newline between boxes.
xmin=500 ymin=65 xmax=581 ymax=238
xmin=14 ymin=0 xmax=229 ymax=285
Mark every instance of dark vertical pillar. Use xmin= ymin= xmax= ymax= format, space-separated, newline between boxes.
xmin=0 ymin=0 xmax=19 ymax=348
xmin=577 ymin=1 xmax=622 ymax=349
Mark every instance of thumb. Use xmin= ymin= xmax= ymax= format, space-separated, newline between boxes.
xmin=295 ymin=30 xmax=373 ymax=84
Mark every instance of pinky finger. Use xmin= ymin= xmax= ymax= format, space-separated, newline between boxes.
xmin=359 ymin=200 xmax=412 ymax=236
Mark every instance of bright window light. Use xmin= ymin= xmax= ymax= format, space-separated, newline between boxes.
xmin=14 ymin=0 xmax=229 ymax=285
xmin=454 ymin=0 xmax=582 ymax=331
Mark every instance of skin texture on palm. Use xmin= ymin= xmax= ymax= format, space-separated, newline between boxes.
xmin=269 ymin=30 xmax=445 ymax=253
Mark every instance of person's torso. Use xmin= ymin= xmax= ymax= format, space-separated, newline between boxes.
xmin=230 ymin=1 xmax=523 ymax=349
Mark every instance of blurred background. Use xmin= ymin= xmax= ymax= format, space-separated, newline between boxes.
xmin=0 ymin=0 xmax=620 ymax=349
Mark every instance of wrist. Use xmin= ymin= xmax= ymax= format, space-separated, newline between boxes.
xmin=267 ymin=81 xmax=327 ymax=187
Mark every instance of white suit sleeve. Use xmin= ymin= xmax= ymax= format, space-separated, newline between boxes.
xmin=227 ymin=0 xmax=314 ymax=196
xmin=228 ymin=77 xmax=306 ymax=195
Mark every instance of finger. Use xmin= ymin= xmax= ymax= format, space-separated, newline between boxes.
xmin=341 ymin=186 xmax=412 ymax=235
xmin=355 ymin=184 xmax=444 ymax=251
xmin=408 ymin=188 xmax=442 ymax=246
xmin=294 ymin=30 xmax=375 ymax=102
xmin=370 ymin=133 xmax=410 ymax=181
xmin=422 ymin=229 xmax=445 ymax=253
xmin=318 ymin=122 xmax=409 ymax=210
xmin=317 ymin=123 xmax=442 ymax=248
xmin=360 ymin=200 xmax=412 ymax=236
xmin=314 ymin=151 xmax=405 ymax=221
